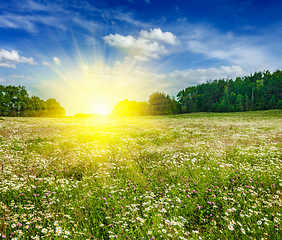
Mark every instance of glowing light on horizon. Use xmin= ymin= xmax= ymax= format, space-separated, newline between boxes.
xmin=93 ymin=104 xmax=109 ymax=115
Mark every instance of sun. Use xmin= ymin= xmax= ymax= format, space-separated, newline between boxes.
xmin=94 ymin=104 xmax=108 ymax=115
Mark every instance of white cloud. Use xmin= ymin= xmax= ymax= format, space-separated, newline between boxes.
xmin=86 ymin=36 xmax=95 ymax=45
xmin=53 ymin=57 xmax=61 ymax=66
xmin=103 ymin=29 xmax=179 ymax=61
xmin=18 ymin=0 xmax=67 ymax=13
xmin=103 ymin=33 xmax=167 ymax=61
xmin=9 ymin=74 xmax=32 ymax=79
xmin=0 ymin=63 xmax=16 ymax=68
xmin=0 ymin=49 xmax=37 ymax=68
xmin=166 ymin=66 xmax=246 ymax=93
xmin=0 ymin=14 xmax=65 ymax=33
xmin=140 ymin=29 xmax=178 ymax=45
xmin=0 ymin=78 xmax=7 ymax=82
xmin=180 ymin=24 xmax=282 ymax=73
xmin=42 ymin=61 xmax=49 ymax=66
xmin=0 ymin=14 xmax=37 ymax=32
xmin=0 ymin=9 xmax=97 ymax=33
xmin=111 ymin=11 xmax=149 ymax=28
xmin=72 ymin=17 xmax=100 ymax=33
xmin=187 ymin=39 xmax=273 ymax=72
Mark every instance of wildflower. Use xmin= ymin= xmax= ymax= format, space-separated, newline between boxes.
xmin=171 ymin=220 xmax=177 ymax=225
xmin=56 ymin=227 xmax=62 ymax=235
xmin=257 ymin=220 xmax=262 ymax=225
xmin=230 ymin=220 xmax=235 ymax=225
xmin=42 ymin=228 xmax=48 ymax=234
xmin=162 ymin=229 xmax=167 ymax=233
xmin=240 ymin=228 xmax=245 ymax=234
xmin=148 ymin=231 xmax=152 ymax=235
xmin=228 ymin=225 xmax=234 ymax=230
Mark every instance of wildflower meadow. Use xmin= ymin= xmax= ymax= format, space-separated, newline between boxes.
xmin=0 ymin=110 xmax=281 ymax=239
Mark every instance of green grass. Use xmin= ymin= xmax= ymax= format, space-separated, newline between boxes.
xmin=0 ymin=110 xmax=282 ymax=239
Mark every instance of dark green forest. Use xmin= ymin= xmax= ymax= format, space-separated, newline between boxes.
xmin=0 ymin=85 xmax=65 ymax=117
xmin=112 ymin=69 xmax=282 ymax=116
xmin=177 ymin=69 xmax=282 ymax=113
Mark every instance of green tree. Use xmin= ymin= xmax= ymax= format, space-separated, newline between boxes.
xmin=149 ymin=92 xmax=180 ymax=115
xmin=269 ymin=95 xmax=276 ymax=109
xmin=112 ymin=99 xmax=151 ymax=116
xmin=45 ymin=98 xmax=66 ymax=117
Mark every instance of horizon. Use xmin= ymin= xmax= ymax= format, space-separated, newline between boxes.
xmin=0 ymin=0 xmax=281 ymax=116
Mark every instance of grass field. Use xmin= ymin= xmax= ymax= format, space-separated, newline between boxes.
xmin=0 ymin=110 xmax=282 ymax=239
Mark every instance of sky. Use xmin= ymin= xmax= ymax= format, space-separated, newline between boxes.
xmin=0 ymin=0 xmax=281 ymax=115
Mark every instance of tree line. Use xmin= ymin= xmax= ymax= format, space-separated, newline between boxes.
xmin=111 ymin=92 xmax=182 ymax=116
xmin=112 ymin=69 xmax=282 ymax=116
xmin=0 ymin=85 xmax=65 ymax=117
xmin=177 ymin=70 xmax=282 ymax=113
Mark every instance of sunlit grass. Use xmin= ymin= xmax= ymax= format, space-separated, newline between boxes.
xmin=0 ymin=110 xmax=282 ymax=239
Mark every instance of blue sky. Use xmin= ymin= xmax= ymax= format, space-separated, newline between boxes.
xmin=0 ymin=0 xmax=281 ymax=115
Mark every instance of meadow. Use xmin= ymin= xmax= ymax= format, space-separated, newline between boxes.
xmin=0 ymin=110 xmax=281 ymax=240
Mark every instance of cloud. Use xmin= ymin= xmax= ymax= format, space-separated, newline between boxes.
xmin=103 ymin=29 xmax=178 ymax=61
xmin=111 ymin=11 xmax=149 ymax=28
xmin=0 ymin=63 xmax=16 ymax=68
xmin=187 ymin=39 xmax=273 ymax=72
xmin=180 ymin=24 xmax=282 ymax=72
xmin=53 ymin=57 xmax=61 ymax=66
xmin=42 ymin=61 xmax=49 ymax=66
xmin=0 ymin=14 xmax=37 ymax=32
xmin=0 ymin=1 xmax=99 ymax=33
xmin=0 ymin=49 xmax=37 ymax=68
xmin=166 ymin=66 xmax=246 ymax=93
xmin=72 ymin=17 xmax=100 ymax=33
xmin=0 ymin=78 xmax=7 ymax=83
xmin=140 ymin=29 xmax=178 ymax=45
xmin=16 ymin=0 xmax=66 ymax=13
xmin=9 ymin=74 xmax=32 ymax=79
xmin=103 ymin=33 xmax=167 ymax=61
xmin=85 ymin=36 xmax=96 ymax=45
xmin=0 ymin=14 xmax=67 ymax=32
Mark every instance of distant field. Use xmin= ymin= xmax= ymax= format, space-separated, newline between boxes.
xmin=0 ymin=110 xmax=282 ymax=239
